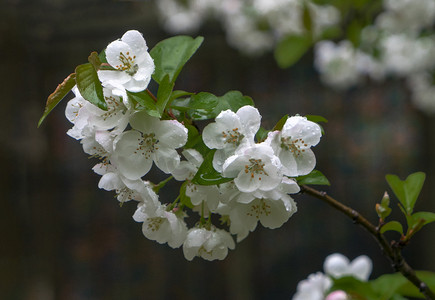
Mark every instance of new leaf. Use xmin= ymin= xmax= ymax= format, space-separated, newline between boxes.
xmin=38 ymin=73 xmax=76 ymax=127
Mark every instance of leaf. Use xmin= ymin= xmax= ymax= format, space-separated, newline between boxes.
xmin=191 ymin=150 xmax=234 ymax=186
xmin=212 ymin=91 xmax=254 ymax=116
xmin=170 ymin=91 xmax=254 ymax=121
xmin=179 ymin=181 xmax=194 ymax=209
xmin=411 ymin=211 xmax=435 ymax=226
xmin=256 ymin=127 xmax=269 ymax=142
xmin=170 ymin=90 xmax=193 ymax=102
xmin=88 ymin=51 xmax=102 ymax=70
xmin=156 ymin=75 xmax=174 ymax=115
xmin=396 ymin=271 xmax=435 ymax=298
xmin=371 ymin=273 xmax=408 ymax=300
xmin=380 ymin=221 xmax=403 ymax=235
xmin=386 ymin=172 xmax=426 ymax=215
xmin=376 ymin=192 xmax=392 ymax=220
xmin=272 ymin=115 xmax=289 ymax=131
xmin=274 ymin=34 xmax=312 ymax=68
xmin=305 ymin=115 xmax=328 ymax=123
xmin=184 ymin=124 xmax=209 ymax=156
xmin=150 ymin=35 xmax=204 ymax=84
xmin=187 ymin=92 xmax=219 ymax=120
xmin=127 ymin=90 xmax=160 ymax=118
xmin=38 ymin=73 xmax=76 ymax=127
xmin=75 ymin=63 xmax=107 ymax=110
xmin=302 ymin=3 xmax=312 ymax=32
xmin=296 ymin=170 xmax=330 ymax=186
xmin=332 ymin=276 xmax=378 ymax=300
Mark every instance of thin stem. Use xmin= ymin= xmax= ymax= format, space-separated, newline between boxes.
xmin=300 ymin=184 xmax=435 ymax=300
xmin=146 ymin=89 xmax=158 ymax=103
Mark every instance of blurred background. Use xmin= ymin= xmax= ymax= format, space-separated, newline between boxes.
xmin=1 ymin=0 xmax=435 ymax=299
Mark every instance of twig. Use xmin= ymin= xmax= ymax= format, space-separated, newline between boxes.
xmin=300 ymin=184 xmax=435 ymax=300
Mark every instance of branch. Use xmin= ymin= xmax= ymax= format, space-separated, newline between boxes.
xmin=300 ymin=184 xmax=435 ymax=300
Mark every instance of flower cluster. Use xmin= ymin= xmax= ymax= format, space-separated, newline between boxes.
xmin=155 ymin=0 xmax=340 ymax=55
xmin=314 ymin=0 xmax=435 ymax=113
xmin=65 ymin=30 xmax=323 ymax=261
xmin=293 ymin=253 xmax=373 ymax=300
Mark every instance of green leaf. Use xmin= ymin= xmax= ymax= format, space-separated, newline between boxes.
xmin=302 ymin=3 xmax=312 ymax=32
xmin=305 ymin=115 xmax=328 ymax=123
xmin=150 ymin=35 xmax=204 ymax=84
xmin=212 ymin=91 xmax=254 ymax=116
xmin=386 ymin=172 xmax=426 ymax=215
xmin=380 ymin=221 xmax=403 ymax=235
xmin=75 ymin=63 xmax=107 ymax=110
xmin=156 ymin=75 xmax=174 ymax=115
xmin=180 ymin=181 xmax=194 ymax=209
xmin=38 ymin=73 xmax=76 ymax=127
xmin=256 ymin=127 xmax=269 ymax=142
xmin=347 ymin=19 xmax=364 ymax=47
xmin=98 ymin=49 xmax=108 ymax=63
xmin=171 ymin=91 xmax=254 ymax=121
xmin=296 ymin=170 xmax=330 ymax=186
xmin=192 ymin=149 xmax=234 ymax=186
xmin=272 ymin=115 xmax=289 ymax=131
xmin=274 ymin=34 xmax=312 ymax=68
xmin=371 ymin=273 xmax=408 ymax=300
xmin=376 ymin=192 xmax=392 ymax=220
xmin=332 ymin=276 xmax=378 ymax=300
xmin=127 ymin=90 xmax=160 ymax=117
xmin=187 ymin=92 xmax=219 ymax=120
xmin=88 ymin=51 xmax=102 ymax=70
xmin=411 ymin=211 xmax=435 ymax=226
xmin=170 ymin=90 xmax=193 ymax=102
xmin=397 ymin=271 xmax=435 ymax=298
xmin=184 ymin=124 xmax=209 ymax=156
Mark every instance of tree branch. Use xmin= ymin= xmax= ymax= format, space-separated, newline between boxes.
xmin=300 ymin=184 xmax=435 ymax=300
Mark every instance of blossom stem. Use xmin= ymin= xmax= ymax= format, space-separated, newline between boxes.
xmin=300 ymin=184 xmax=435 ymax=300
xmin=146 ymin=89 xmax=158 ymax=103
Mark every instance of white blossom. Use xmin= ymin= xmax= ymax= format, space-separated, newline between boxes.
xmin=408 ymin=72 xmax=435 ymax=114
xmin=265 ymin=116 xmax=321 ymax=177
xmin=98 ymin=30 xmax=155 ymax=93
xmin=314 ymin=40 xmax=363 ymax=89
xmin=222 ymin=143 xmax=283 ymax=193
xmin=323 ymin=253 xmax=373 ymax=281
xmin=293 ymin=272 xmax=332 ymax=300
xmin=183 ymin=227 xmax=235 ymax=261
xmin=133 ymin=201 xmax=188 ymax=249
xmin=202 ymin=105 xmax=261 ymax=172
xmin=113 ymin=111 xmax=188 ymax=180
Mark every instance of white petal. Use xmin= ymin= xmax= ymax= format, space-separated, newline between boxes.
xmin=155 ymin=120 xmax=188 ymax=149
xmin=324 ymin=253 xmax=350 ymax=278
xmin=98 ymin=70 xmax=131 ymax=85
xmin=349 ymin=255 xmax=372 ymax=281
xmin=155 ymin=147 xmax=180 ymax=174
xmin=237 ymin=105 xmax=261 ymax=139
xmin=105 ymin=40 xmax=133 ymax=70
xmin=282 ymin=116 xmax=322 ymax=147
xmin=121 ymin=30 xmax=148 ymax=53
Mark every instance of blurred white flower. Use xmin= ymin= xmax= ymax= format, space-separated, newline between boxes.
xmin=323 ymin=253 xmax=373 ymax=281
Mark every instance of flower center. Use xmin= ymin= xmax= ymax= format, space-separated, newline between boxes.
xmin=116 ymin=187 xmax=137 ymax=205
xmin=244 ymin=158 xmax=268 ymax=180
xmin=146 ymin=217 xmax=164 ymax=232
xmin=116 ymin=51 xmax=139 ymax=76
xmin=222 ymin=128 xmax=244 ymax=146
xmin=102 ymin=95 xmax=125 ymax=121
xmin=246 ymin=199 xmax=271 ymax=218
xmin=280 ymin=137 xmax=307 ymax=156
xmin=134 ymin=133 xmax=159 ymax=158
xmin=198 ymin=246 xmax=213 ymax=257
